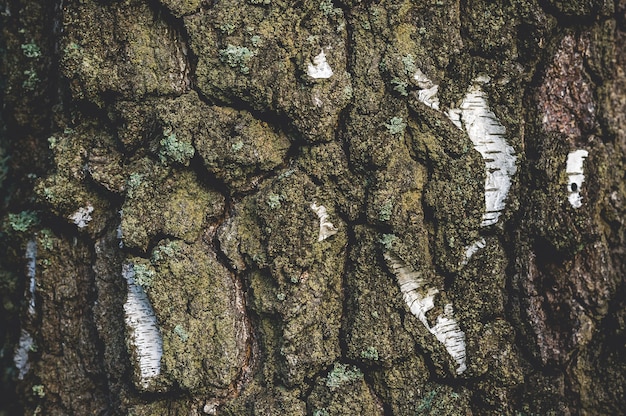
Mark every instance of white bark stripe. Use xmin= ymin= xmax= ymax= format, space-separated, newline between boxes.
xmin=385 ymin=252 xmax=467 ymax=374
xmin=123 ymin=263 xmax=163 ymax=388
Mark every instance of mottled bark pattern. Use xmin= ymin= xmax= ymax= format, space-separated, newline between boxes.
xmin=1 ymin=0 xmax=625 ymax=415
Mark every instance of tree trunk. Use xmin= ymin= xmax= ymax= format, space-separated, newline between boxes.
xmin=1 ymin=0 xmax=625 ymax=414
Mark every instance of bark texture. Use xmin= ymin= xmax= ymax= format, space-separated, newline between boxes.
xmin=1 ymin=0 xmax=625 ymax=415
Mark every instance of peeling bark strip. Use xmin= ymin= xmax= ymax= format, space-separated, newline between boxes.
xmin=453 ymin=79 xmax=517 ymax=227
xmin=417 ymin=73 xmax=517 ymax=227
xmin=462 ymin=238 xmax=486 ymax=266
xmin=384 ymin=253 xmax=467 ymax=374
xmin=310 ymin=202 xmax=338 ymax=241
xmin=122 ymin=263 xmax=163 ymax=389
xmin=69 ymin=204 xmax=94 ymax=229
xmin=307 ymin=50 xmax=333 ymax=79
xmin=566 ymin=149 xmax=589 ymax=208
xmin=13 ymin=330 xmax=34 ymax=380
xmin=26 ymin=239 xmax=37 ymax=316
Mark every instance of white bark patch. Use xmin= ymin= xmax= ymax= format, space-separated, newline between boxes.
xmin=566 ymin=149 xmax=589 ymax=208
xmin=310 ymin=202 xmax=338 ymax=241
xmin=413 ymin=68 xmax=435 ymax=89
xmin=462 ymin=238 xmax=486 ymax=266
xmin=70 ymin=204 xmax=94 ymax=229
xmin=417 ymin=85 xmax=440 ymax=110
xmin=123 ymin=263 xmax=163 ymax=389
xmin=458 ymin=82 xmax=517 ymax=227
xmin=430 ymin=304 xmax=467 ymax=374
xmin=384 ymin=253 xmax=467 ymax=374
xmin=26 ymin=239 xmax=37 ymax=316
xmin=307 ymin=50 xmax=333 ymax=79
xmin=117 ymin=210 xmax=124 ymax=248
xmin=414 ymin=73 xmax=517 ymax=227
xmin=14 ymin=329 xmax=34 ymax=380
xmin=414 ymin=69 xmax=440 ymax=110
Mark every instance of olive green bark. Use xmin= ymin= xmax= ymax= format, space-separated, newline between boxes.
xmin=1 ymin=0 xmax=625 ymax=415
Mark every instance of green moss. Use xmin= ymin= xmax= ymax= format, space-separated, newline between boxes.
xmin=121 ymin=165 xmax=224 ymax=251
xmin=187 ymin=0 xmax=352 ymax=142
xmin=307 ymin=361 xmax=380 ymax=415
xmin=156 ymin=92 xmax=290 ymax=192
xmin=60 ymin=0 xmax=189 ymax=103
xmin=34 ymin=124 xmax=111 ymax=234
xmin=142 ymin=240 xmax=249 ymax=394
xmin=157 ymin=0 xmax=202 ymax=17
xmin=227 ymin=170 xmax=347 ymax=385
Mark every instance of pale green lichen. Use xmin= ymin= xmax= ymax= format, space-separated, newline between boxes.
xmin=266 ymin=192 xmax=283 ymax=209
xmin=174 ymin=325 xmax=189 ymax=342
xmin=8 ymin=211 xmax=38 ymax=233
xmin=159 ymin=127 xmax=195 ymax=166
xmin=379 ymin=233 xmax=398 ymax=250
xmin=378 ymin=199 xmax=393 ymax=222
xmin=219 ymin=45 xmax=254 ymax=74
xmin=21 ymin=43 xmax=41 ymax=58
xmin=133 ymin=263 xmax=156 ymax=289
xmin=151 ymin=240 xmax=180 ymax=262
xmin=38 ymin=229 xmax=54 ymax=250
xmin=402 ymin=54 xmax=416 ymax=75
xmin=219 ymin=23 xmax=236 ymax=35
xmin=231 ymin=141 xmax=244 ymax=152
xmin=126 ymin=173 xmax=144 ymax=197
xmin=385 ymin=117 xmax=406 ymax=135
xmin=22 ymin=69 xmax=39 ymax=90
xmin=391 ymin=78 xmax=409 ymax=96
xmin=325 ymin=363 xmax=363 ymax=390
xmin=416 ymin=390 xmax=437 ymax=412
xmin=319 ymin=0 xmax=342 ymax=18
xmin=360 ymin=346 xmax=379 ymax=361
xmin=47 ymin=136 xmax=57 ymax=150
xmin=31 ymin=384 xmax=45 ymax=398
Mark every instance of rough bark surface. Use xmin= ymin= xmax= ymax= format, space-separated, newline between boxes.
xmin=1 ymin=0 xmax=625 ymax=415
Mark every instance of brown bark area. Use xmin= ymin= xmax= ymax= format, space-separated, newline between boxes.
xmin=0 ymin=0 xmax=625 ymax=415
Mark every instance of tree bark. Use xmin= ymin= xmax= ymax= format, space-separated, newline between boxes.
xmin=1 ymin=0 xmax=625 ymax=414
